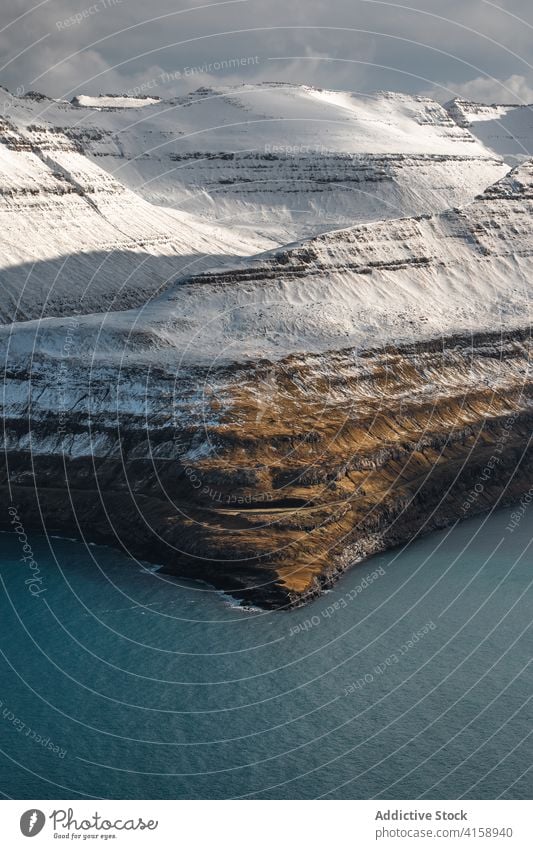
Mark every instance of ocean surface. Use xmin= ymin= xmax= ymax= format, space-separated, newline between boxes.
xmin=0 ymin=505 xmax=531 ymax=800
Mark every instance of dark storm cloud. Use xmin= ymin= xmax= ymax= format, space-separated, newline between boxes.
xmin=1 ymin=0 xmax=533 ymax=102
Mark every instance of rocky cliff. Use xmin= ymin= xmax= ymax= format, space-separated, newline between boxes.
xmin=1 ymin=330 xmax=531 ymax=608
xmin=1 ymin=154 xmax=531 ymax=608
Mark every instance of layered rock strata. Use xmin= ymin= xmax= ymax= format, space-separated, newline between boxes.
xmin=1 ymin=331 xmax=531 ymax=608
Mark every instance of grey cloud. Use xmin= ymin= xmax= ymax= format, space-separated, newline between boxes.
xmin=1 ymin=0 xmax=533 ymax=102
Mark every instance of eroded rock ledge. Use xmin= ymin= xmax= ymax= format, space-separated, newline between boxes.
xmin=1 ymin=329 xmax=531 ymax=609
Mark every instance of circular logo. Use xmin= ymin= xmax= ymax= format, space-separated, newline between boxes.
xmin=20 ymin=810 xmax=46 ymax=837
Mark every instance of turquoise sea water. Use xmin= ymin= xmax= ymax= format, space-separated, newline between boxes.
xmin=0 ymin=505 xmax=531 ymax=799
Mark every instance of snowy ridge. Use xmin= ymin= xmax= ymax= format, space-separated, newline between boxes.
xmin=445 ymin=98 xmax=533 ymax=163
xmin=6 ymin=84 xmax=508 ymax=242
xmin=3 ymin=158 xmax=532 ymax=377
xmin=0 ymin=115 xmax=273 ymax=323
xmin=1 ymin=84 xmax=531 ymax=376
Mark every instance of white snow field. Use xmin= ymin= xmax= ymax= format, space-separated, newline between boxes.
xmin=71 ymin=94 xmax=161 ymax=109
xmin=1 ymin=82 xmax=532 ymax=380
xmin=0 ymin=111 xmax=273 ymax=322
xmin=4 ymin=83 xmax=508 ymax=243
xmin=3 ymin=159 xmax=532 ymax=376
xmin=446 ymin=98 xmax=533 ymax=163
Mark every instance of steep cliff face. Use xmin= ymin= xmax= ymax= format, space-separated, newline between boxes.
xmin=1 ymin=157 xmax=532 ymax=608
xmin=1 ymin=332 xmax=531 ymax=608
xmin=445 ymin=98 xmax=533 ymax=163
xmin=5 ymin=85 xmax=508 ymax=242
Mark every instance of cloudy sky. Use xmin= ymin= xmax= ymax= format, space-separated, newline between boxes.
xmin=1 ymin=0 xmax=533 ymax=103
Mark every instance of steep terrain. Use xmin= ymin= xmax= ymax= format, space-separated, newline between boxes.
xmin=5 ymin=84 xmax=508 ymax=242
xmin=1 ymin=159 xmax=532 ymax=607
xmin=8 ymin=158 xmax=527 ymax=365
xmin=0 ymin=112 xmax=272 ymax=323
xmin=446 ymin=98 xmax=533 ymax=163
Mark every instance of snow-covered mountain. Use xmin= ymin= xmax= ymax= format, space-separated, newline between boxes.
xmin=0 ymin=112 xmax=273 ymax=322
xmin=0 ymin=82 xmax=513 ymax=324
xmin=2 ymin=157 xmax=532 ymax=463
xmin=5 ymin=84 xmax=508 ymax=242
xmin=446 ymin=98 xmax=533 ymax=163
xmin=1 ymin=84 xmax=532 ymax=608
xmin=8 ymin=158 xmax=529 ymax=367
